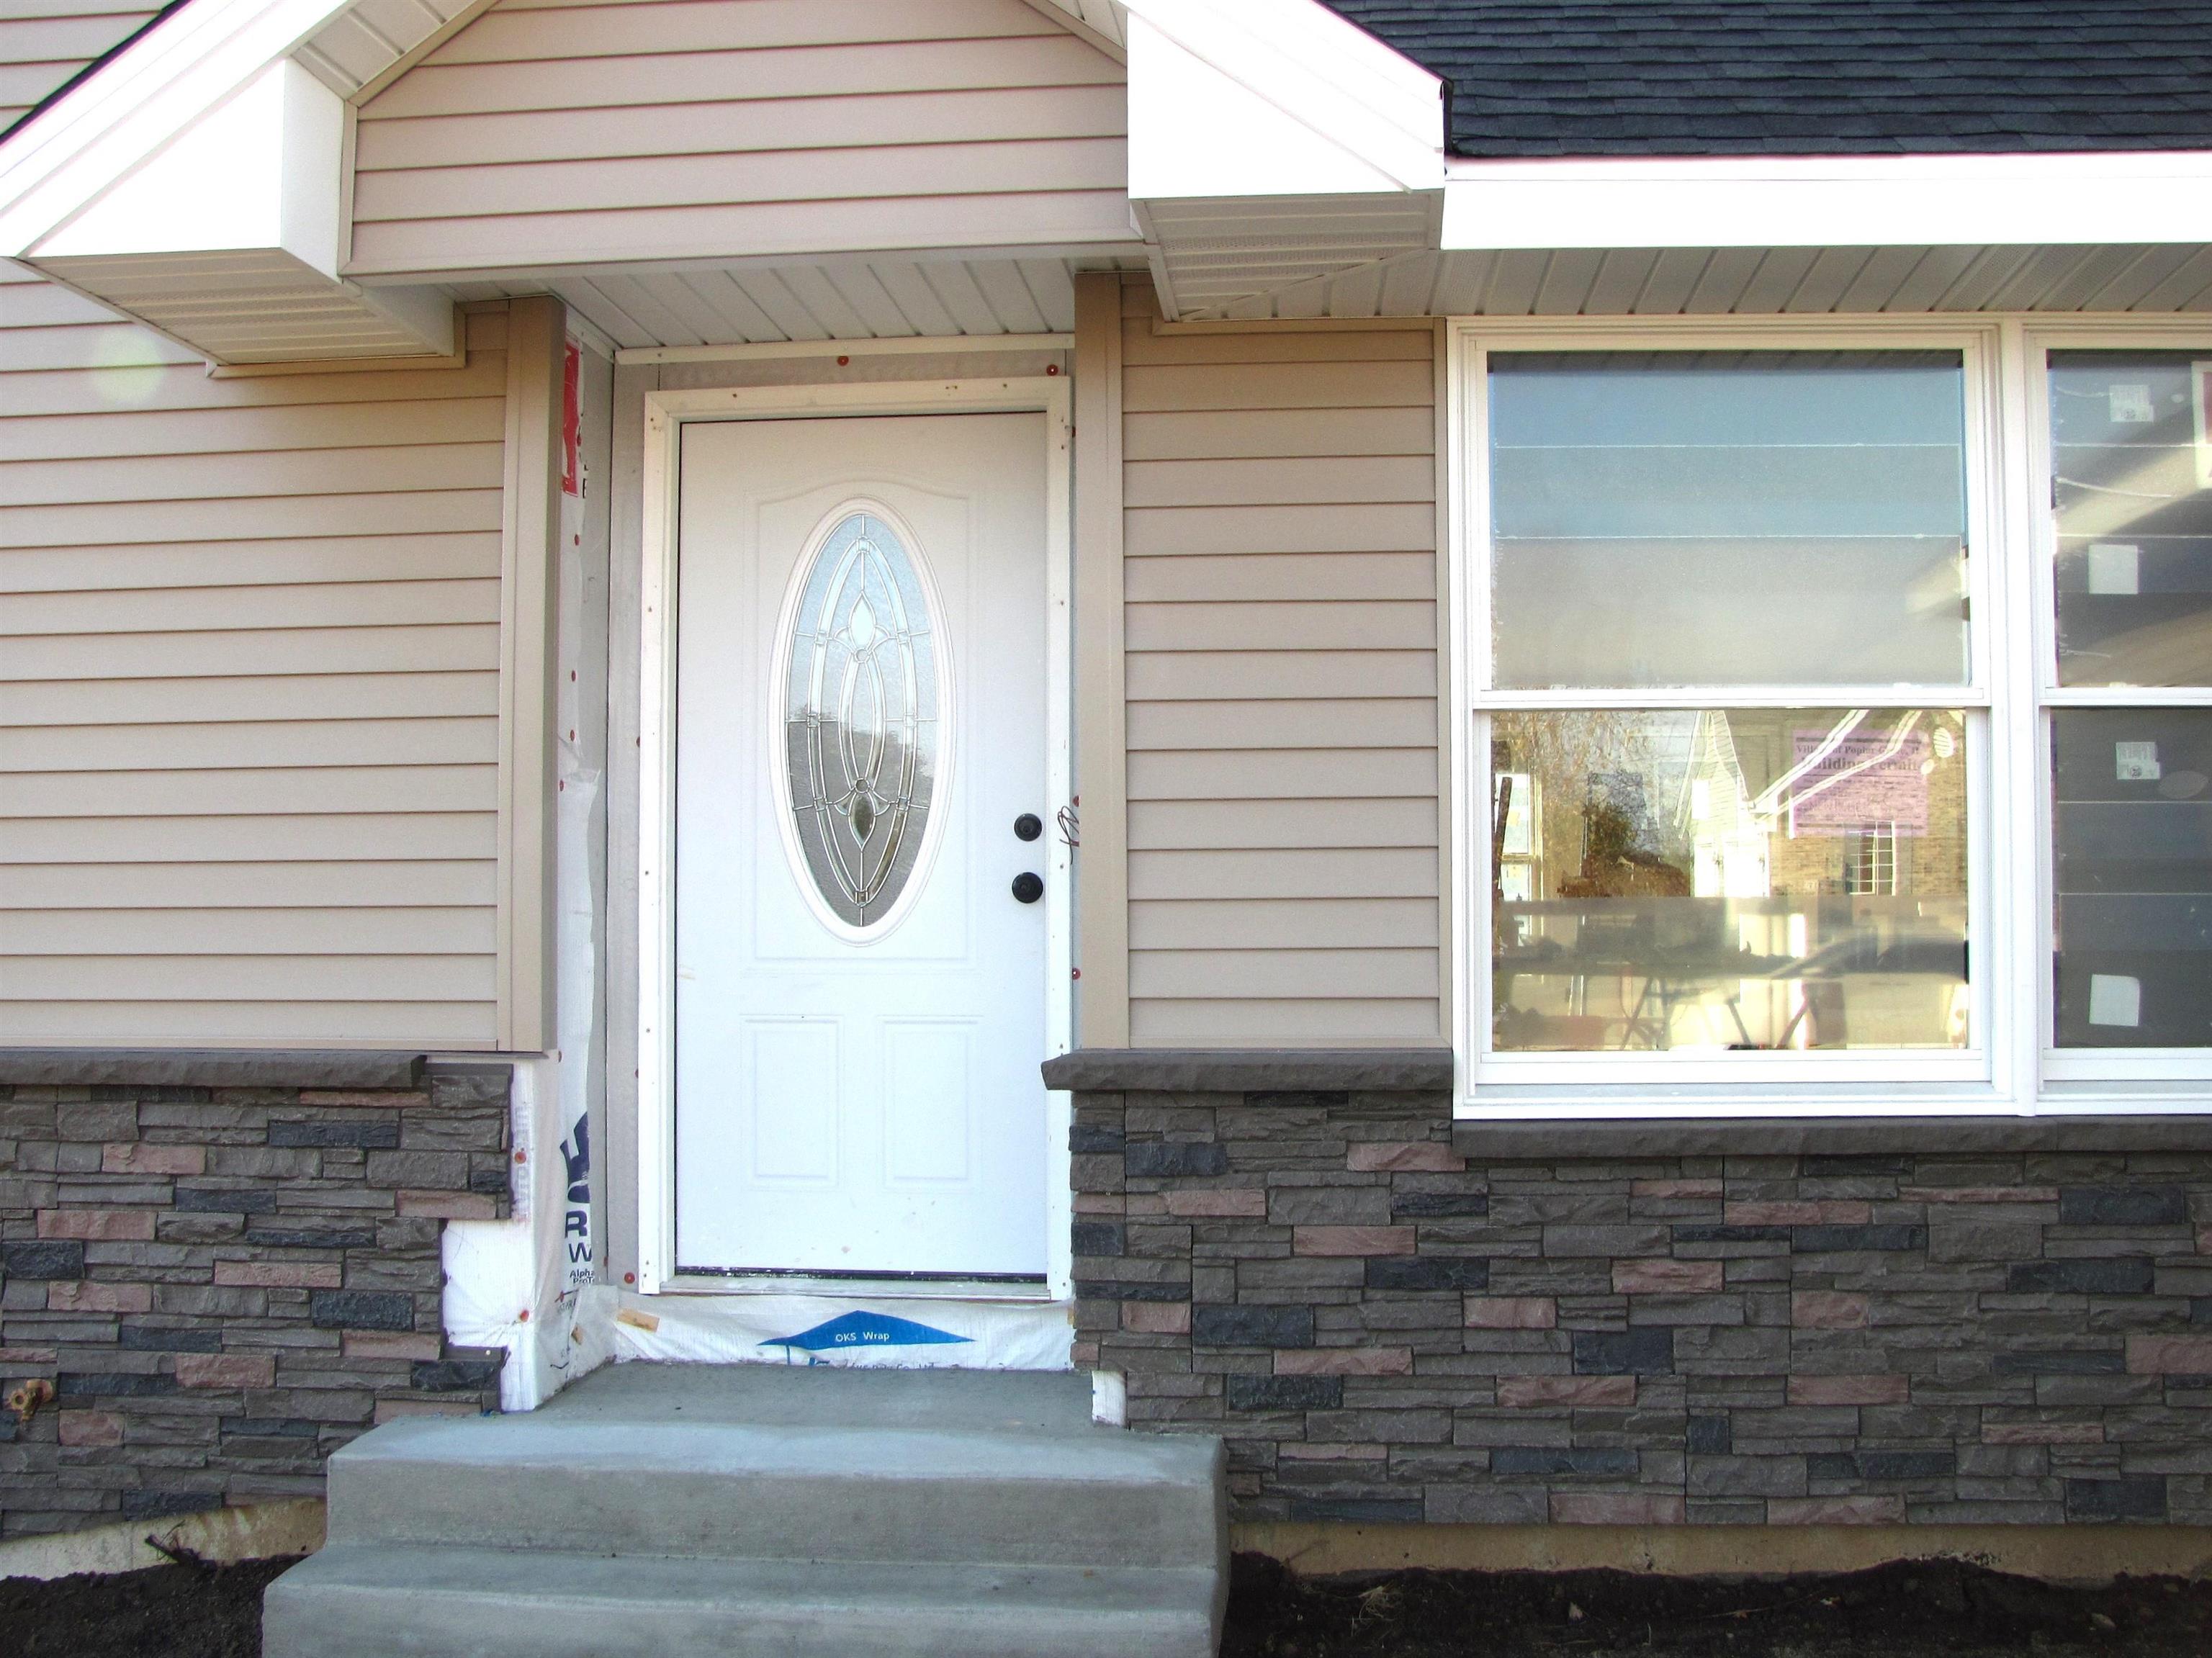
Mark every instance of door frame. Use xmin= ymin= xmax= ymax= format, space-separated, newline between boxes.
xmin=633 ymin=377 xmax=1076 ymax=1298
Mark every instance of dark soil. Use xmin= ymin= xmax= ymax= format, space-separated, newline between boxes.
xmin=4 ymin=1550 xmax=2207 ymax=1656
xmin=1223 ymin=1551 xmax=2212 ymax=1657
xmin=0 ymin=1554 xmax=297 ymax=1658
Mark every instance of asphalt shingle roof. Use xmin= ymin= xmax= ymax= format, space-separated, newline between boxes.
xmin=1318 ymin=1 xmax=2212 ymax=156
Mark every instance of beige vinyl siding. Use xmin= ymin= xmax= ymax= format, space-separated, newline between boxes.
xmin=350 ymin=0 xmax=1130 ymax=278
xmin=0 ymin=0 xmax=158 ymax=133
xmin=0 ymin=265 xmax=510 ymax=1047
xmin=1118 ymin=284 xmax=1442 ymax=1046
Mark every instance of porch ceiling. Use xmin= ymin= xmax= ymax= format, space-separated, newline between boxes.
xmin=434 ymin=255 xmax=1134 ymax=351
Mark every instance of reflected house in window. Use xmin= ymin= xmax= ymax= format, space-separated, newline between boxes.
xmin=1493 ymin=708 xmax=1969 ymax=1054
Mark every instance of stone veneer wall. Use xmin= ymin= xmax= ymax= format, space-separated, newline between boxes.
xmin=0 ymin=1066 xmax=511 ymax=1537
xmin=1071 ymin=1089 xmax=2212 ymax=1527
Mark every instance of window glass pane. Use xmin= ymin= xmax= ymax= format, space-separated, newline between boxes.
xmin=1488 ymin=352 xmax=1969 ymax=689
xmin=2048 ymin=353 xmax=2212 ymax=688
xmin=2052 ymin=708 xmax=2212 ymax=1048
xmin=1491 ymin=708 xmax=1971 ymax=1053
xmin=783 ymin=508 xmax=940 ymax=930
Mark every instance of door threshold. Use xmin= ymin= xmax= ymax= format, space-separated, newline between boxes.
xmin=662 ymin=1270 xmax=1056 ymax=1302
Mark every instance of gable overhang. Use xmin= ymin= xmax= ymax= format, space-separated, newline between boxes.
xmin=1120 ymin=0 xmax=1447 ymax=319
xmin=0 ymin=0 xmax=482 ymax=363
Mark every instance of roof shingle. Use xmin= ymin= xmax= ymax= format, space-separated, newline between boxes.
xmin=1318 ymin=1 xmax=2212 ymax=156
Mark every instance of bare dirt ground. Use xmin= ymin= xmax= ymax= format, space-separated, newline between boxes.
xmin=3 ymin=1549 xmax=2206 ymax=1656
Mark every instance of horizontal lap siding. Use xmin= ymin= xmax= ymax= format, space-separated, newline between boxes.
xmin=350 ymin=0 xmax=1129 ymax=276
xmin=0 ymin=268 xmax=508 ymax=1047
xmin=1119 ymin=289 xmax=1442 ymax=1046
xmin=0 ymin=3 xmax=160 ymax=134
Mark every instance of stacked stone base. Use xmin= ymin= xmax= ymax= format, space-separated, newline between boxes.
xmin=1072 ymin=1089 xmax=2212 ymax=1528
xmin=0 ymin=1067 xmax=512 ymax=1538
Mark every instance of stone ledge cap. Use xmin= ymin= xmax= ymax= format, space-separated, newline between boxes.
xmin=1043 ymin=1048 xmax=1454 ymax=1094
xmin=0 ymin=1048 xmax=428 ymax=1091
xmin=1454 ymin=1114 xmax=2212 ymax=1158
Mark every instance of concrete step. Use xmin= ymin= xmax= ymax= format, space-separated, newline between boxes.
xmin=264 ymin=1542 xmax=1223 ymax=1658
xmin=323 ymin=1363 xmax=1223 ymax=1572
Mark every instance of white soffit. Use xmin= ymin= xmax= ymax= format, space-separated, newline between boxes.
xmin=444 ymin=256 xmax=1113 ymax=351
xmin=1225 ymin=243 xmax=2212 ymax=322
xmin=1120 ymin=0 xmax=1444 ymax=318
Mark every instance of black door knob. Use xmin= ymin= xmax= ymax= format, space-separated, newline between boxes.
xmin=1014 ymin=813 xmax=1043 ymax=842
xmin=1011 ymin=872 xmax=1044 ymax=904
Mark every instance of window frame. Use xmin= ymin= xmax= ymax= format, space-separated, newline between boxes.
xmin=1446 ymin=314 xmax=2212 ymax=1119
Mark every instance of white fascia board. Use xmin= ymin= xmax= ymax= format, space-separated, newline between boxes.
xmin=1124 ymin=0 xmax=1443 ymax=201
xmin=1442 ymin=151 xmax=2212 ymax=251
xmin=0 ymin=0 xmax=358 ymax=257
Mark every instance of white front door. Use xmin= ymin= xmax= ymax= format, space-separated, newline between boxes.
xmin=672 ymin=413 xmax=1050 ymax=1281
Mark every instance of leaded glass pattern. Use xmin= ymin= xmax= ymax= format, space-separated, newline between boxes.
xmin=782 ymin=507 xmax=940 ymax=930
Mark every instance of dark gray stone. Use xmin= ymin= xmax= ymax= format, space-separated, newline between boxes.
xmin=175 ymin=1187 xmax=279 ymax=1214
xmin=1070 ymin=1222 xmax=1125 ymax=1258
xmin=1993 ymin=1349 xmax=2127 ymax=1376
xmin=1226 ymin=1375 xmax=1341 ymax=1411
xmin=1125 ymin=1143 xmax=1229 ymax=1180
xmin=309 ymin=1291 xmax=415 ymax=1332
xmin=1573 ymin=1329 xmax=1674 ymax=1376
xmin=1810 ymin=1451 xmax=1956 ymax=1481
xmin=1792 ymin=1225 xmax=1926 ymax=1253
xmin=1365 ymin=1257 xmax=1488 ymax=1292
xmin=1069 ymin=1125 xmax=1125 ymax=1155
xmin=2059 ymin=1186 xmax=2189 ymax=1227
xmin=1686 ymin=1415 xmax=1731 ymax=1455
xmin=2008 ymin=1258 xmax=2154 ymax=1294
xmin=1285 ymin=1497 xmax=1424 ymax=1523
xmin=1 ymin=1240 xmax=84 ymax=1279
xmin=58 ymin=1371 xmax=179 ymax=1397
xmin=249 ymin=1222 xmax=379 ymax=1249
xmin=1391 ymin=1193 xmax=1489 ymax=1218
xmin=411 ymin=1358 xmax=503 ymax=1392
xmin=1193 ymin=1305 xmax=1314 ymax=1348
xmin=118 ymin=1325 xmax=222 ymax=1353
xmin=1491 ymin=1447 xmax=1640 ymax=1477
xmin=268 ymin=1121 xmax=401 ymax=1149
xmin=121 ymin=1490 xmax=225 ymax=1520
xmin=2066 ymin=1477 xmax=2168 ymax=1520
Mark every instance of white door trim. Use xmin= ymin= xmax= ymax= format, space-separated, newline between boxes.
xmin=634 ymin=377 xmax=1076 ymax=1299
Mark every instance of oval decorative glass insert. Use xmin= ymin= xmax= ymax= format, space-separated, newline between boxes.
xmin=781 ymin=507 xmax=942 ymax=930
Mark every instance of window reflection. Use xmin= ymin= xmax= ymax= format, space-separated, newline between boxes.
xmin=2052 ymin=708 xmax=2212 ymax=1048
xmin=1488 ymin=352 xmax=1969 ymax=689
xmin=1491 ymin=708 xmax=1971 ymax=1052
xmin=2049 ymin=353 xmax=2212 ymax=688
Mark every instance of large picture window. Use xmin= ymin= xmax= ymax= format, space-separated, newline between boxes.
xmin=1455 ymin=324 xmax=2211 ymax=1111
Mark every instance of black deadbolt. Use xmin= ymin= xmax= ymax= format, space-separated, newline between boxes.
xmin=1011 ymin=872 xmax=1045 ymax=904
xmin=1014 ymin=813 xmax=1043 ymax=842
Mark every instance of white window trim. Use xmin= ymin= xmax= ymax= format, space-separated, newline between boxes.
xmin=1445 ymin=313 xmax=2212 ymax=1120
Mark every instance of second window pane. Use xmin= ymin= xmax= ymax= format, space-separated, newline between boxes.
xmin=1491 ymin=708 xmax=1971 ymax=1053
